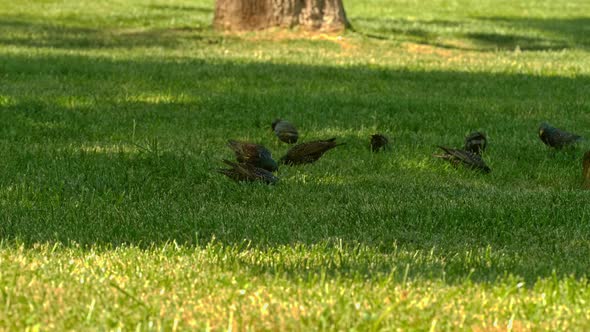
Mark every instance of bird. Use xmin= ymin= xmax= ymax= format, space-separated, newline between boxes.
xmin=217 ymin=160 xmax=279 ymax=185
xmin=434 ymin=146 xmax=491 ymax=173
xmin=271 ymin=119 xmax=299 ymax=144
xmin=539 ymin=122 xmax=583 ymax=149
xmin=464 ymin=131 xmax=487 ymax=154
xmin=583 ymin=151 xmax=590 ymax=188
xmin=370 ymin=134 xmax=389 ymax=152
xmin=227 ymin=140 xmax=278 ymax=172
xmin=280 ymin=138 xmax=344 ymax=165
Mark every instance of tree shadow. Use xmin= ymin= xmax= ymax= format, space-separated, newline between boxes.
xmin=0 ymin=17 xmax=218 ymax=50
xmin=146 ymin=4 xmax=213 ymax=14
xmin=479 ymin=16 xmax=590 ymax=49
xmin=352 ymin=16 xmax=590 ymax=51
xmin=1 ymin=51 xmax=590 ymax=283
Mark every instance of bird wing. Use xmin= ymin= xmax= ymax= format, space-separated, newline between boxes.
xmin=228 ymin=140 xmax=264 ymax=163
xmin=436 ymin=146 xmax=490 ymax=172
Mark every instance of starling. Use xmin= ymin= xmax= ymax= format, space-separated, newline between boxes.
xmin=434 ymin=146 xmax=491 ymax=173
xmin=280 ymin=138 xmax=345 ymax=165
xmin=539 ymin=122 xmax=583 ymax=149
xmin=217 ymin=160 xmax=278 ymax=185
xmin=464 ymin=131 xmax=487 ymax=155
xmin=583 ymin=151 xmax=590 ymax=188
xmin=271 ymin=119 xmax=299 ymax=144
xmin=227 ymin=140 xmax=278 ymax=172
xmin=370 ymin=134 xmax=389 ymax=152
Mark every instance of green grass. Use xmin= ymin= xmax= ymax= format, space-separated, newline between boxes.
xmin=1 ymin=0 xmax=590 ymax=330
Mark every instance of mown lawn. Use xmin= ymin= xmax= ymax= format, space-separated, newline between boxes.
xmin=1 ymin=0 xmax=590 ymax=330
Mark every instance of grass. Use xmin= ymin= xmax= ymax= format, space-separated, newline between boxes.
xmin=1 ymin=0 xmax=590 ymax=329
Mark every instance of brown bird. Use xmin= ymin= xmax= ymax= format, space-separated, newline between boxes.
xmin=370 ymin=134 xmax=389 ymax=152
xmin=434 ymin=146 xmax=491 ymax=173
xmin=539 ymin=122 xmax=583 ymax=149
xmin=217 ymin=160 xmax=278 ymax=185
xmin=227 ymin=140 xmax=278 ymax=172
xmin=280 ymin=138 xmax=344 ymax=165
xmin=271 ymin=119 xmax=299 ymax=144
xmin=464 ymin=131 xmax=487 ymax=155
xmin=583 ymin=151 xmax=590 ymax=188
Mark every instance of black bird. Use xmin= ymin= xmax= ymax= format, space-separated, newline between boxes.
xmin=464 ymin=131 xmax=487 ymax=154
xmin=370 ymin=134 xmax=389 ymax=152
xmin=434 ymin=146 xmax=491 ymax=173
xmin=217 ymin=160 xmax=279 ymax=185
xmin=539 ymin=122 xmax=583 ymax=149
xmin=280 ymin=138 xmax=344 ymax=165
xmin=583 ymin=151 xmax=590 ymax=188
xmin=271 ymin=119 xmax=299 ymax=144
xmin=227 ymin=140 xmax=278 ymax=172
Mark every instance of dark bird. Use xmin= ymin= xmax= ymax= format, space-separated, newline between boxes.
xmin=434 ymin=146 xmax=491 ymax=173
xmin=370 ymin=134 xmax=389 ymax=152
xmin=464 ymin=131 xmax=487 ymax=155
xmin=539 ymin=122 xmax=583 ymax=149
xmin=217 ymin=160 xmax=279 ymax=185
xmin=227 ymin=140 xmax=278 ymax=172
xmin=272 ymin=119 xmax=299 ymax=144
xmin=583 ymin=151 xmax=590 ymax=188
xmin=280 ymin=138 xmax=344 ymax=165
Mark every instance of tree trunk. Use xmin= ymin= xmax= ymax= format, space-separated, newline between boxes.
xmin=214 ymin=0 xmax=350 ymax=32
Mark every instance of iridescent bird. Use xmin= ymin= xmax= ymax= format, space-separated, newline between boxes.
xmin=434 ymin=146 xmax=491 ymax=173
xmin=539 ymin=122 xmax=583 ymax=149
xmin=370 ymin=134 xmax=389 ymax=152
xmin=271 ymin=119 xmax=299 ymax=144
xmin=217 ymin=160 xmax=279 ymax=185
xmin=280 ymin=138 xmax=344 ymax=165
xmin=227 ymin=140 xmax=278 ymax=172
xmin=583 ymin=151 xmax=590 ymax=188
xmin=464 ymin=131 xmax=487 ymax=155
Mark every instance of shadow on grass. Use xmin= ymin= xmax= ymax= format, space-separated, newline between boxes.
xmin=2 ymin=14 xmax=589 ymax=52
xmin=1 ymin=51 xmax=590 ymax=283
xmin=0 ymin=17 xmax=218 ymax=50
xmin=352 ymin=16 xmax=590 ymax=51
xmin=479 ymin=16 xmax=590 ymax=49
xmin=146 ymin=4 xmax=213 ymax=14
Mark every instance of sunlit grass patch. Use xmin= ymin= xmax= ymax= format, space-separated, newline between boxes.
xmin=1 ymin=0 xmax=590 ymax=329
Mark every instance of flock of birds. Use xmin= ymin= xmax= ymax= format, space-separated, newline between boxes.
xmin=217 ymin=119 xmax=590 ymax=187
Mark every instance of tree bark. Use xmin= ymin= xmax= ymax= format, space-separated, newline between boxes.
xmin=214 ymin=0 xmax=350 ymax=32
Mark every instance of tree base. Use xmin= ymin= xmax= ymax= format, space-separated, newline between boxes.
xmin=214 ymin=0 xmax=350 ymax=32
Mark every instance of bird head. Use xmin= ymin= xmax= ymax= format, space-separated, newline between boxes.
xmin=539 ymin=122 xmax=552 ymax=137
xmin=271 ymin=119 xmax=282 ymax=131
xmin=261 ymin=158 xmax=279 ymax=172
xmin=464 ymin=131 xmax=487 ymax=154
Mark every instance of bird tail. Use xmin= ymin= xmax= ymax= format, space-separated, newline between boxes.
xmin=326 ymin=138 xmax=346 ymax=147
xmin=221 ymin=159 xmax=238 ymax=167
xmin=433 ymin=146 xmax=453 ymax=159
xmin=216 ymin=159 xmax=236 ymax=174
xmin=437 ymin=145 xmax=452 ymax=153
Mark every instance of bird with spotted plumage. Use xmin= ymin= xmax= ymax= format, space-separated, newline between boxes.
xmin=280 ymin=138 xmax=344 ymax=165
xmin=227 ymin=140 xmax=278 ymax=172
xmin=272 ymin=119 xmax=299 ymax=144
xmin=370 ymin=134 xmax=389 ymax=152
xmin=464 ymin=131 xmax=487 ymax=155
xmin=217 ymin=160 xmax=279 ymax=185
xmin=539 ymin=122 xmax=583 ymax=149
xmin=434 ymin=146 xmax=491 ymax=173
